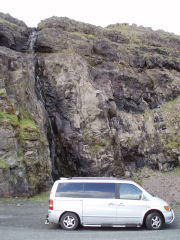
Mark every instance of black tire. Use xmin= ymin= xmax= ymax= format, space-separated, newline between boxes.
xmin=60 ymin=212 xmax=79 ymax=230
xmin=145 ymin=212 xmax=163 ymax=230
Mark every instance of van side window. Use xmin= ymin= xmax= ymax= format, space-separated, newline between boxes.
xmin=119 ymin=184 xmax=142 ymax=200
xmin=84 ymin=183 xmax=115 ymax=199
xmin=55 ymin=183 xmax=84 ymax=198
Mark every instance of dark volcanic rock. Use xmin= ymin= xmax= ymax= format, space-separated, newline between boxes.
xmin=35 ymin=16 xmax=180 ymax=178
xmin=0 ymin=13 xmax=31 ymax=52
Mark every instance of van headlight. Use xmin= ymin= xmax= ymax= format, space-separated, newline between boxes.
xmin=164 ymin=206 xmax=170 ymax=211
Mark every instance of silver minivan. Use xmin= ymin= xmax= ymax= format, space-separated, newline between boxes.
xmin=46 ymin=177 xmax=175 ymax=230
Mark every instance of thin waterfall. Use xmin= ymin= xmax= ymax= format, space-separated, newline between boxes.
xmin=28 ymin=31 xmax=37 ymax=53
xmin=28 ymin=30 xmax=59 ymax=181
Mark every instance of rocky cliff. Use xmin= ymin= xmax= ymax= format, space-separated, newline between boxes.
xmin=0 ymin=13 xmax=51 ymax=197
xmin=0 ymin=13 xmax=180 ymax=197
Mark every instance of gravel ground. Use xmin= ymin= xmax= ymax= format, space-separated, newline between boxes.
xmin=133 ymin=167 xmax=180 ymax=205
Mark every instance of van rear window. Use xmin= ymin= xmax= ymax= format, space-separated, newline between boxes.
xmin=55 ymin=182 xmax=115 ymax=198
xmin=55 ymin=183 xmax=84 ymax=198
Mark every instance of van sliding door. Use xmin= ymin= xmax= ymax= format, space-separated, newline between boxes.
xmin=82 ymin=183 xmax=116 ymax=225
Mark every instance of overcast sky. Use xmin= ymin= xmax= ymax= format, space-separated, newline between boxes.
xmin=1 ymin=0 xmax=180 ymax=35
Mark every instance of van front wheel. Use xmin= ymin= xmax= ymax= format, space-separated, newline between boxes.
xmin=60 ymin=212 xmax=79 ymax=230
xmin=145 ymin=212 xmax=163 ymax=230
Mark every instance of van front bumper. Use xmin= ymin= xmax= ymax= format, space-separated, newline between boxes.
xmin=164 ymin=209 xmax=175 ymax=224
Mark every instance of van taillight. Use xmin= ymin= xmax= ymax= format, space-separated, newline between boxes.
xmin=49 ymin=200 xmax=53 ymax=210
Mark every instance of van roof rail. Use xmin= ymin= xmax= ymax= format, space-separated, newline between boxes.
xmin=59 ymin=177 xmax=69 ymax=180
xmin=68 ymin=177 xmax=124 ymax=180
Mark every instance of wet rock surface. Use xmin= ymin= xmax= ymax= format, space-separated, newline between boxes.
xmin=0 ymin=13 xmax=180 ymax=196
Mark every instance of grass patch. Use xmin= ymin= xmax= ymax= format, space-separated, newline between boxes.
xmin=70 ymin=31 xmax=98 ymax=40
xmin=90 ymin=144 xmax=104 ymax=152
xmin=0 ymin=191 xmax=50 ymax=203
xmin=38 ymin=22 xmax=46 ymax=29
xmin=18 ymin=106 xmax=32 ymax=120
xmin=0 ymin=111 xmax=40 ymax=140
xmin=17 ymin=151 xmax=24 ymax=158
xmin=0 ymin=160 xmax=8 ymax=169
xmin=0 ymin=89 xmax=6 ymax=95
xmin=28 ymin=191 xmax=50 ymax=202
xmin=87 ymin=34 xmax=98 ymax=39
xmin=20 ymin=119 xmax=40 ymax=132
xmin=0 ymin=112 xmax=18 ymax=126
xmin=19 ymin=119 xmax=40 ymax=140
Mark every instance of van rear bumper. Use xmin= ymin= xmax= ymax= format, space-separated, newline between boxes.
xmin=47 ymin=210 xmax=63 ymax=224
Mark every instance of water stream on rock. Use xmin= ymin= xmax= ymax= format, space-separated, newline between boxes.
xmin=28 ymin=31 xmax=37 ymax=52
xmin=28 ymin=30 xmax=59 ymax=181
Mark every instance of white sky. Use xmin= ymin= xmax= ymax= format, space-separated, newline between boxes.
xmin=1 ymin=0 xmax=180 ymax=35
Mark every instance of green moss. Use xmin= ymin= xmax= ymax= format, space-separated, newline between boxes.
xmin=158 ymin=97 xmax=180 ymax=134
xmin=28 ymin=174 xmax=37 ymax=182
xmin=70 ymin=31 xmax=98 ymax=40
xmin=84 ymin=55 xmax=95 ymax=69
xmin=19 ymin=119 xmax=40 ymax=132
xmin=162 ymin=166 xmax=180 ymax=176
xmin=10 ymin=175 xmax=17 ymax=184
xmin=0 ymin=89 xmax=6 ymax=95
xmin=0 ymin=160 xmax=8 ymax=169
xmin=0 ymin=17 xmax=19 ymax=27
xmin=17 ymin=151 xmax=24 ymax=158
xmin=166 ymin=135 xmax=180 ymax=153
xmin=19 ymin=131 xmax=30 ymax=140
xmin=39 ymin=137 xmax=46 ymax=147
xmin=87 ymin=34 xmax=98 ymax=39
xmin=0 ymin=112 xmax=19 ymax=126
xmin=57 ymin=49 xmax=75 ymax=54
xmin=160 ymin=132 xmax=180 ymax=156
xmin=107 ymin=24 xmax=144 ymax=44
xmin=18 ymin=119 xmax=40 ymax=140
xmin=90 ymin=144 xmax=104 ymax=152
xmin=82 ymin=129 xmax=106 ymax=152
xmin=38 ymin=22 xmax=45 ymax=29
xmin=18 ymin=106 xmax=32 ymax=120
xmin=0 ymin=110 xmax=40 ymax=141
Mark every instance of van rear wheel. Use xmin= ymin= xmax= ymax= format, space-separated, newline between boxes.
xmin=145 ymin=212 xmax=163 ymax=230
xmin=60 ymin=212 xmax=79 ymax=230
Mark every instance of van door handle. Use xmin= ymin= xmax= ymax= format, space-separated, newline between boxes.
xmin=118 ymin=203 xmax=125 ymax=206
xmin=109 ymin=203 xmax=125 ymax=206
xmin=109 ymin=203 xmax=115 ymax=206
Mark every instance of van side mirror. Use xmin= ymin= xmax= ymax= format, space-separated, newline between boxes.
xmin=141 ymin=193 xmax=148 ymax=201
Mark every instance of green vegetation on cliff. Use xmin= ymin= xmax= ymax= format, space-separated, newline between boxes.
xmin=0 ymin=111 xmax=40 ymax=140
xmin=0 ymin=112 xmax=18 ymax=126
